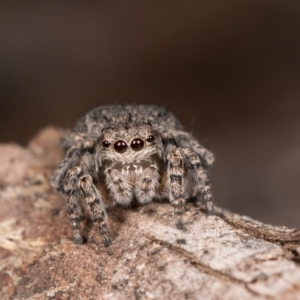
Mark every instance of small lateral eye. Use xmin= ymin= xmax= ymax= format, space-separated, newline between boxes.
xmin=114 ymin=140 xmax=128 ymax=153
xmin=130 ymin=138 xmax=144 ymax=151
xmin=146 ymin=135 xmax=155 ymax=143
xmin=102 ymin=140 xmax=111 ymax=148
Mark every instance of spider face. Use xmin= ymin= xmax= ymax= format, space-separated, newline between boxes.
xmin=52 ymin=104 xmax=214 ymax=246
xmin=100 ymin=122 xmax=160 ymax=165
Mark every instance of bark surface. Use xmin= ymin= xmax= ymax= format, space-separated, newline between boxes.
xmin=1 ymin=127 xmax=300 ymax=300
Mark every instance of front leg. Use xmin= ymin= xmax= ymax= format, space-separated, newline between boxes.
xmin=180 ymin=148 xmax=214 ymax=215
xmin=167 ymin=151 xmax=185 ymax=229
xmin=63 ymin=166 xmax=84 ymax=244
xmin=64 ymin=166 xmax=111 ymax=246
xmin=79 ymin=174 xmax=111 ymax=246
xmin=162 ymin=130 xmax=214 ymax=168
xmin=52 ymin=136 xmax=97 ymax=192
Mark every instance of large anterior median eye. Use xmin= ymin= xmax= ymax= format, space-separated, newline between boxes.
xmin=130 ymin=138 xmax=144 ymax=151
xmin=114 ymin=140 xmax=128 ymax=153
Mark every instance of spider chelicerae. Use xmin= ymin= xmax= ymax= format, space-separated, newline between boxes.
xmin=51 ymin=104 xmax=214 ymax=246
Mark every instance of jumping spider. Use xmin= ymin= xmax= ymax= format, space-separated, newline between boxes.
xmin=51 ymin=105 xmax=214 ymax=246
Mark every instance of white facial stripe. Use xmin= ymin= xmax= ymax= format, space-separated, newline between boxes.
xmin=121 ymin=163 xmax=144 ymax=175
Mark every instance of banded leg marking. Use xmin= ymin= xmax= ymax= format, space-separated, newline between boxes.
xmin=79 ymin=175 xmax=111 ymax=246
xmin=168 ymin=152 xmax=185 ymax=229
xmin=63 ymin=167 xmax=84 ymax=244
xmin=180 ymin=148 xmax=214 ymax=215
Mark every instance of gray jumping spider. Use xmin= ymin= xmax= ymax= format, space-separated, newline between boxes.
xmin=51 ymin=104 xmax=214 ymax=246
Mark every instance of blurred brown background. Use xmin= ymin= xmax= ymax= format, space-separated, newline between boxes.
xmin=1 ymin=1 xmax=300 ymax=227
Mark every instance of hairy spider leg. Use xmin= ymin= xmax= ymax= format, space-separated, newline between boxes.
xmin=53 ymin=138 xmax=111 ymax=246
xmin=180 ymin=147 xmax=214 ymax=214
xmin=134 ymin=165 xmax=160 ymax=204
xmin=105 ymin=168 xmax=133 ymax=206
xmin=63 ymin=166 xmax=84 ymax=244
xmin=78 ymin=171 xmax=111 ymax=246
xmin=165 ymin=129 xmax=215 ymax=169
xmin=167 ymin=151 xmax=186 ymax=229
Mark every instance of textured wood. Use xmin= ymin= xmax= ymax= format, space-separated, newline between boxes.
xmin=0 ymin=127 xmax=300 ymax=300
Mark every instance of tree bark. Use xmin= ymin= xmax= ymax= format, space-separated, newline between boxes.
xmin=1 ymin=127 xmax=300 ymax=300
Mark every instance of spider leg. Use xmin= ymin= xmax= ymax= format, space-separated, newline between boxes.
xmin=180 ymin=147 xmax=214 ymax=215
xmin=134 ymin=165 xmax=160 ymax=204
xmin=162 ymin=130 xmax=214 ymax=168
xmin=78 ymin=173 xmax=111 ymax=246
xmin=51 ymin=137 xmax=97 ymax=191
xmin=105 ymin=168 xmax=133 ymax=206
xmin=51 ymin=146 xmax=81 ymax=192
xmin=64 ymin=166 xmax=111 ymax=246
xmin=167 ymin=151 xmax=185 ymax=229
xmin=53 ymin=137 xmax=111 ymax=246
xmin=63 ymin=166 xmax=84 ymax=244
xmin=189 ymin=137 xmax=215 ymax=168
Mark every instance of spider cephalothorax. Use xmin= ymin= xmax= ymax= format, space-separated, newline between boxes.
xmin=52 ymin=105 xmax=214 ymax=246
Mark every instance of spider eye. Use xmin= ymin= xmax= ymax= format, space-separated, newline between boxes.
xmin=102 ymin=140 xmax=111 ymax=148
xmin=130 ymin=138 xmax=144 ymax=151
xmin=114 ymin=140 xmax=128 ymax=153
xmin=146 ymin=135 xmax=155 ymax=143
